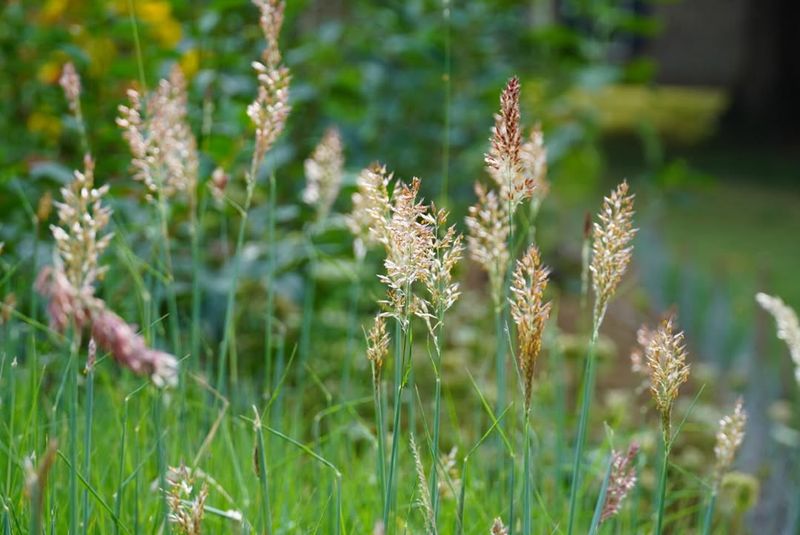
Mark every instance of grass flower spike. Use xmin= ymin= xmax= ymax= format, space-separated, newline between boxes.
xmin=713 ymin=398 xmax=746 ymax=485
xmin=756 ymin=293 xmax=800 ymax=384
xmin=509 ymin=245 xmax=551 ymax=413
xmin=51 ymin=155 xmax=112 ymax=294
xmin=248 ymin=0 xmax=291 ymax=168
xmin=491 ymin=518 xmax=509 ymax=535
xmin=486 ymin=77 xmax=535 ymax=210
xmin=303 ymin=127 xmax=344 ymax=221
xmin=646 ymin=317 xmax=690 ymax=442
xmin=590 ymin=181 xmax=636 ymax=332
xmin=465 ymin=183 xmax=510 ymax=308
xmin=59 ymin=63 xmax=81 ymax=116
xmin=600 ymin=443 xmax=639 ymax=524
xmin=166 ymin=464 xmax=208 ymax=535
xmin=366 ymin=313 xmax=389 ymax=385
xmin=117 ymin=67 xmax=199 ymax=202
xmin=520 ymin=125 xmax=548 ymax=204
xmin=347 ymin=163 xmax=393 ymax=258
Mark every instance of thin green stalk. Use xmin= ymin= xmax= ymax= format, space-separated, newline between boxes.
xmin=373 ymin=377 xmax=387 ymax=513
xmin=254 ymin=412 xmax=273 ymax=535
xmin=216 ymin=177 xmax=255 ymax=391
xmin=383 ymin=302 xmax=412 ymax=531
xmin=190 ymin=191 xmax=206 ymax=370
xmin=522 ymin=415 xmax=532 ymax=535
xmin=567 ymin=329 xmax=599 ymax=535
xmin=68 ymin=333 xmax=81 ymax=535
xmin=702 ymin=490 xmax=717 ymax=535
xmin=81 ymin=364 xmax=94 ymax=534
xmin=153 ymin=391 xmax=169 ymax=532
xmin=429 ymin=311 xmax=445 ymax=524
xmin=156 ymin=191 xmax=181 ymax=359
xmin=113 ymin=399 xmax=129 ymax=535
xmin=588 ymin=454 xmax=614 ymax=535
xmin=341 ymin=256 xmax=364 ymax=397
xmin=264 ymin=172 xmax=277 ymax=384
xmin=654 ymin=438 xmax=671 ymax=535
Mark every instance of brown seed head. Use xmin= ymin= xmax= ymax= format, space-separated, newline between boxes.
xmin=303 ymin=127 xmax=344 ymax=220
xmin=486 ymin=77 xmax=527 ymax=209
xmin=366 ymin=313 xmax=389 ymax=385
xmin=756 ymin=293 xmax=800 ymax=384
xmin=490 ymin=518 xmax=509 ymax=535
xmin=714 ymin=398 xmax=746 ymax=485
xmin=645 ymin=318 xmax=690 ymax=442
xmin=465 ymin=182 xmax=510 ymax=309
xmin=509 ymin=245 xmax=551 ymax=413
xmin=590 ymin=181 xmax=636 ymax=331
xmin=520 ymin=124 xmax=548 ymax=203
xmin=600 ymin=442 xmax=639 ymax=523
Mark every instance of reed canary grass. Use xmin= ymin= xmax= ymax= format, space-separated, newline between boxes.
xmin=645 ymin=317 xmax=690 ymax=534
xmin=303 ymin=127 xmax=344 ymax=222
xmin=756 ymin=293 xmax=800 ymax=385
xmin=703 ymin=398 xmax=746 ymax=534
xmin=509 ymin=245 xmax=551 ymax=535
xmin=568 ymin=181 xmax=636 ymax=535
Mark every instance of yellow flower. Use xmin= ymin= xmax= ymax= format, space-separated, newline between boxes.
xmin=27 ymin=112 xmax=62 ymax=139
xmin=180 ymin=49 xmax=200 ymax=79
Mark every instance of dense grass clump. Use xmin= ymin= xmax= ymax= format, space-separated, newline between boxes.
xmin=3 ymin=2 xmax=798 ymax=534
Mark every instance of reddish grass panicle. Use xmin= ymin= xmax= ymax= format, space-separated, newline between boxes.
xmin=509 ymin=245 xmax=551 ymax=413
xmin=590 ymin=181 xmax=636 ymax=332
xmin=756 ymin=292 xmax=800 ymax=384
xmin=303 ymin=127 xmax=344 ymax=221
xmin=600 ymin=442 xmax=639 ymax=524
xmin=59 ymin=63 xmax=81 ymax=116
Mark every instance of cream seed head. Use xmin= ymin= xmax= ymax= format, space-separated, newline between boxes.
xmin=714 ymin=398 xmax=746 ymax=486
xmin=248 ymin=0 xmax=291 ymax=168
xmin=590 ymin=181 xmax=636 ymax=332
xmin=645 ymin=318 xmax=690 ymax=442
xmin=117 ymin=67 xmax=199 ymax=202
xmin=490 ymin=518 xmax=509 ymax=535
xmin=166 ymin=463 xmax=208 ymax=535
xmin=347 ymin=163 xmax=393 ymax=256
xmin=465 ymin=182 xmax=510 ymax=309
xmin=59 ymin=62 xmax=81 ymax=115
xmin=303 ymin=127 xmax=344 ymax=221
xmin=378 ymin=178 xmax=434 ymax=320
xmin=520 ymin=125 xmax=548 ymax=204
xmin=756 ymin=293 xmax=800 ymax=384
xmin=422 ymin=207 xmax=464 ymax=316
xmin=509 ymin=245 xmax=551 ymax=413
xmin=50 ymin=154 xmax=112 ymax=295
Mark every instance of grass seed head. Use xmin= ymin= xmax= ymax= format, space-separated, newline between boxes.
xmin=117 ymin=67 xmax=199 ymax=202
xmin=59 ymin=62 xmax=81 ymax=115
xmin=248 ymin=0 xmax=290 ymax=167
xmin=303 ymin=127 xmax=344 ymax=220
xmin=509 ymin=245 xmax=551 ymax=413
xmin=714 ymin=398 xmax=747 ymax=486
xmin=645 ymin=317 xmax=690 ymax=443
xmin=756 ymin=292 xmax=800 ymax=384
xmin=366 ymin=313 xmax=389 ymax=385
xmin=166 ymin=463 xmax=208 ymax=535
xmin=410 ymin=434 xmax=436 ymax=535
xmin=590 ymin=181 xmax=636 ymax=332
xmin=347 ymin=163 xmax=393 ymax=257
xmin=520 ymin=124 xmax=548 ymax=203
xmin=490 ymin=517 xmax=509 ymax=535
xmin=465 ymin=182 xmax=510 ymax=309
xmin=600 ymin=442 xmax=639 ymax=523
